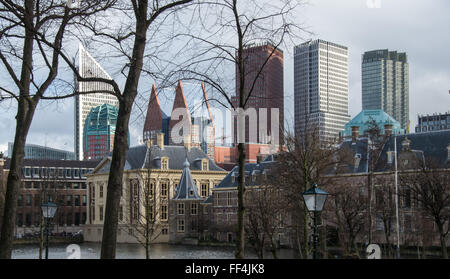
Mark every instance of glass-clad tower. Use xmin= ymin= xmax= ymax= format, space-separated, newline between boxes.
xmin=83 ymin=104 xmax=128 ymax=160
xmin=294 ymin=39 xmax=350 ymax=140
xmin=362 ymin=49 xmax=409 ymax=131
xmin=75 ymin=43 xmax=119 ymax=160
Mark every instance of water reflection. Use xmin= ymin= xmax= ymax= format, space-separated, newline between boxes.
xmin=12 ymin=243 xmax=296 ymax=259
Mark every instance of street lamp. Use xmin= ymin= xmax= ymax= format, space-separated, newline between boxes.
xmin=302 ymin=183 xmax=329 ymax=259
xmin=41 ymin=202 xmax=58 ymax=259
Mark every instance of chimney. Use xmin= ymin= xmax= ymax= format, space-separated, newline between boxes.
xmin=384 ymin=124 xmax=393 ymax=136
xmin=184 ymin=135 xmax=191 ymax=151
xmin=146 ymin=139 xmax=153 ymax=149
xmin=351 ymin=126 xmax=360 ymax=142
xmin=401 ymin=137 xmax=411 ymax=152
xmin=157 ymin=133 xmax=164 ymax=150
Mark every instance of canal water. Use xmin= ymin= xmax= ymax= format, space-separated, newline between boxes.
xmin=12 ymin=243 xmax=297 ymax=259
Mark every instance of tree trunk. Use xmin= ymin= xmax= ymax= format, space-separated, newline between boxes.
xmin=235 ymin=142 xmax=246 ymax=259
xmin=437 ymin=221 xmax=448 ymax=259
xmin=100 ymin=12 xmax=148 ymax=258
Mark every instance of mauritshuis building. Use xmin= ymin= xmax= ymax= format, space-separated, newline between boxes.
xmin=74 ymin=43 xmax=119 ymax=161
xmin=294 ymin=39 xmax=350 ymax=140
xmin=362 ymin=49 xmax=409 ymax=131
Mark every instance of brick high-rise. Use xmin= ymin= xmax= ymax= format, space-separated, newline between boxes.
xmin=232 ymin=43 xmax=284 ymax=145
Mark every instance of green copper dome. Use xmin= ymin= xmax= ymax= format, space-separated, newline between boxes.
xmin=341 ymin=109 xmax=405 ymax=137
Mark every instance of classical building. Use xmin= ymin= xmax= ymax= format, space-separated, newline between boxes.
xmin=207 ymin=155 xmax=291 ymax=246
xmin=341 ymin=109 xmax=405 ymax=139
xmin=8 ymin=142 xmax=75 ymax=160
xmin=362 ymin=49 xmax=409 ymax=131
xmin=415 ymin=112 xmax=450 ymax=133
xmin=294 ymin=39 xmax=350 ymax=140
xmin=75 ymin=43 xmax=119 ymax=160
xmin=1 ymin=158 xmax=99 ymax=237
xmin=232 ymin=43 xmax=284 ymax=145
xmin=83 ymin=134 xmax=227 ymax=243
xmin=169 ymin=159 xmax=204 ymax=244
xmin=327 ymin=129 xmax=450 ymax=248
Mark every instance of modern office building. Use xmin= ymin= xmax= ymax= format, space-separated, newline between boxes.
xmin=7 ymin=142 xmax=75 ymax=160
xmin=83 ymin=104 xmax=124 ymax=160
xmin=232 ymin=43 xmax=284 ymax=145
xmin=415 ymin=112 xmax=450 ymax=133
xmin=74 ymin=43 xmax=119 ymax=160
xmin=294 ymin=39 xmax=350 ymax=140
xmin=341 ymin=109 xmax=405 ymax=138
xmin=362 ymin=49 xmax=409 ymax=130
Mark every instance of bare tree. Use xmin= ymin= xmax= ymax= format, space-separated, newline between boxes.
xmin=0 ymin=0 xmax=116 ymax=259
xmin=245 ymin=184 xmax=285 ymax=259
xmin=327 ymin=181 xmax=367 ymax=258
xmin=365 ymin=118 xmax=390 ymax=244
xmin=275 ymin=124 xmax=349 ymax=258
xmin=399 ymin=159 xmax=449 ymax=259
xmin=373 ymin=179 xmax=396 ymax=258
xmin=167 ymin=0 xmax=306 ymax=258
xmin=120 ymin=143 xmax=162 ymax=259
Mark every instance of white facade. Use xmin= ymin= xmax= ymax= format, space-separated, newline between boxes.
xmin=74 ymin=43 xmax=119 ymax=160
xmin=294 ymin=39 xmax=350 ymax=140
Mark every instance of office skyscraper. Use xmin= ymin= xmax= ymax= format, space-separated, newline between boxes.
xmin=83 ymin=104 xmax=121 ymax=160
xmin=362 ymin=49 xmax=409 ymax=130
xmin=294 ymin=39 xmax=350 ymax=140
xmin=74 ymin=43 xmax=119 ymax=160
xmin=232 ymin=43 xmax=284 ymax=144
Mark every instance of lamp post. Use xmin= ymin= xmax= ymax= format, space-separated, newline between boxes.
xmin=41 ymin=202 xmax=58 ymax=259
xmin=302 ymin=183 xmax=329 ymax=259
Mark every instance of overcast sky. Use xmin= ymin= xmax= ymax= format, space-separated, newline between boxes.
xmin=1 ymin=0 xmax=449 ymax=155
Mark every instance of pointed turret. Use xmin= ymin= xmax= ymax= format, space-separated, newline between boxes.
xmin=172 ymin=159 xmax=202 ymax=200
xmin=169 ymin=81 xmax=192 ymax=145
xmin=143 ymin=85 xmax=163 ymax=142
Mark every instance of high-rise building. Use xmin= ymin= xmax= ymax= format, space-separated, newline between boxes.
xmin=83 ymin=104 xmax=123 ymax=160
xmin=415 ymin=112 xmax=450 ymax=133
xmin=74 ymin=43 xmax=119 ymax=160
xmin=232 ymin=43 xmax=284 ymax=145
xmin=8 ymin=142 xmax=75 ymax=160
xmin=294 ymin=39 xmax=350 ymax=140
xmin=362 ymin=49 xmax=409 ymax=130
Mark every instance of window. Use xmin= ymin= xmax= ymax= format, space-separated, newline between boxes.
xmin=119 ymin=206 xmax=123 ymax=221
xmin=161 ymin=205 xmax=168 ymax=221
xmin=82 ymin=195 xmax=87 ymax=206
xmin=191 ymin=203 xmax=198 ymax=215
xmin=177 ymin=219 xmax=185 ymax=232
xmin=161 ymin=183 xmax=168 ymax=198
xmin=149 ymin=183 xmax=154 ymax=198
xmin=178 ymin=203 xmax=185 ymax=215
xmin=91 ymin=206 xmax=95 ymax=222
xmin=18 ymin=195 xmax=23 ymax=206
xmin=202 ymin=159 xmax=209 ymax=171
xmin=99 ymin=206 xmax=104 ymax=221
xmin=100 ymin=185 xmax=104 ymax=198
xmin=75 ymin=195 xmax=80 ymax=206
xmin=201 ymin=183 xmax=209 ymax=197
xmin=227 ymin=192 xmax=232 ymax=206
xmin=58 ymin=168 xmax=64 ymax=178
xmin=34 ymin=195 xmax=40 ymax=207
xmin=161 ymin=157 xmax=169 ymax=170
xmin=25 ymin=195 xmax=31 ymax=206
xmin=33 ymin=168 xmax=40 ymax=178
xmin=133 ymin=204 xmax=139 ymax=221
xmin=25 ymin=181 xmax=32 ymax=189
xmin=24 ymin=167 xmax=31 ymax=177
xmin=73 ymin=183 xmax=80 ymax=189
xmin=67 ymin=213 xmax=72 ymax=225
xmin=66 ymin=195 xmax=72 ymax=206
xmin=162 ymin=228 xmax=168 ymax=235
xmin=17 ymin=214 xmax=23 ymax=227
xmin=65 ymin=168 xmax=72 ymax=178
xmin=73 ymin=168 xmax=79 ymax=178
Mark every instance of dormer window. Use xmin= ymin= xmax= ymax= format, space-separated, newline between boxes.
xmin=202 ymin=159 xmax=209 ymax=171
xmin=24 ymin=167 xmax=31 ymax=178
xmin=161 ymin=157 xmax=169 ymax=170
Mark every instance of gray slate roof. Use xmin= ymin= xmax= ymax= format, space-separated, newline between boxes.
xmin=172 ymin=160 xmax=202 ymax=200
xmin=214 ymin=159 xmax=276 ymax=189
xmin=96 ymin=145 xmax=224 ymax=173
